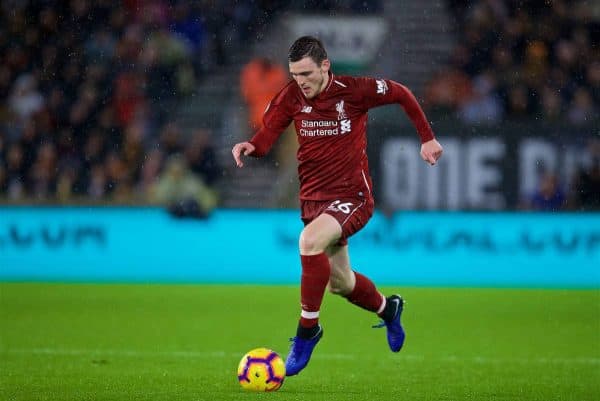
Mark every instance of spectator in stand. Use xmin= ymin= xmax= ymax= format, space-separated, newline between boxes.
xmin=28 ymin=142 xmax=58 ymax=200
xmin=423 ymin=44 xmax=473 ymax=112
xmin=586 ymin=61 xmax=600 ymax=106
xmin=185 ymin=129 xmax=221 ymax=187
xmin=240 ymin=57 xmax=294 ymax=168
xmin=458 ymin=71 xmax=504 ymax=124
xmin=148 ymin=154 xmax=218 ymax=218
xmin=121 ymin=121 xmax=147 ymax=182
xmin=527 ymin=171 xmax=567 ymax=211
xmin=240 ymin=57 xmax=289 ymax=131
xmin=505 ymin=84 xmax=531 ymax=117
xmin=87 ymin=164 xmax=108 ymax=200
xmin=5 ymin=143 xmax=27 ymax=200
xmin=169 ymin=2 xmax=206 ymax=61
xmin=142 ymin=26 xmax=190 ymax=103
xmin=113 ymin=68 xmax=146 ymax=129
xmin=85 ymin=27 xmax=116 ymax=63
xmin=138 ymin=148 xmax=165 ymax=196
xmin=567 ymin=87 xmax=595 ymax=125
xmin=9 ymin=74 xmax=44 ymax=125
xmin=158 ymin=122 xmax=184 ymax=157
xmin=539 ymin=85 xmax=563 ymax=120
xmin=103 ymin=150 xmax=136 ymax=203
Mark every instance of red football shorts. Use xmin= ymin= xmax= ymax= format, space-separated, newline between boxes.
xmin=300 ymin=196 xmax=375 ymax=246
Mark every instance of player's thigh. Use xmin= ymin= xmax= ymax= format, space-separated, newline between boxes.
xmin=322 ymin=197 xmax=374 ymax=244
xmin=326 ymin=244 xmax=355 ymax=294
xmin=299 ymin=213 xmax=342 ymax=254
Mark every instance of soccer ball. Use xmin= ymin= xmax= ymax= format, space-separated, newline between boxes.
xmin=237 ymin=348 xmax=286 ymax=391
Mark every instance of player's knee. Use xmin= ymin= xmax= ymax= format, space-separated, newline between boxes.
xmin=299 ymin=230 xmax=326 ymax=254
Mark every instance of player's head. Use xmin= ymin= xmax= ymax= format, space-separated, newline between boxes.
xmin=288 ymin=36 xmax=330 ymax=99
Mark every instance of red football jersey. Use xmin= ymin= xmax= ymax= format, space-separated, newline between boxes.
xmin=249 ymin=72 xmax=435 ymax=201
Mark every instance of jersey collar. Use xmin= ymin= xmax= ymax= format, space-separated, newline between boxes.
xmin=313 ymin=71 xmax=334 ymax=100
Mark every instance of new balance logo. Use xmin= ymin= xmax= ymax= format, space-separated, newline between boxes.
xmin=376 ymin=79 xmax=388 ymax=95
xmin=301 ymin=105 xmax=312 ymax=113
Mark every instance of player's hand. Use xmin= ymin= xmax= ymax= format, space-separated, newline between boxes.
xmin=232 ymin=141 xmax=255 ymax=168
xmin=420 ymin=139 xmax=443 ymax=165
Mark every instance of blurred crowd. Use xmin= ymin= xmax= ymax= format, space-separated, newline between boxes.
xmin=0 ymin=0 xmax=596 ymax=210
xmin=0 ymin=0 xmax=290 ymax=210
xmin=0 ymin=0 xmax=381 ymax=208
xmin=523 ymin=150 xmax=599 ymax=212
xmin=285 ymin=0 xmax=382 ymax=13
xmin=426 ymin=0 xmax=598 ymax=125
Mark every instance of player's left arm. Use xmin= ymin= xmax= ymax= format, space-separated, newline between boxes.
xmin=357 ymin=77 xmax=443 ymax=165
xmin=420 ymin=137 xmax=443 ymax=166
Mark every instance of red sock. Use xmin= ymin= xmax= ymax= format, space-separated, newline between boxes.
xmin=345 ymin=271 xmax=385 ymax=313
xmin=299 ymin=253 xmax=330 ymax=328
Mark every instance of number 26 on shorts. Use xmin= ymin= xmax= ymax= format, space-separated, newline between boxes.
xmin=327 ymin=200 xmax=353 ymax=214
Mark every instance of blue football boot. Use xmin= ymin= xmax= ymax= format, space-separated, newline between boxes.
xmin=285 ymin=325 xmax=323 ymax=376
xmin=373 ymin=295 xmax=405 ymax=352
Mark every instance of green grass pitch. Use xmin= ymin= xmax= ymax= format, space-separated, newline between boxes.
xmin=1 ymin=283 xmax=598 ymax=401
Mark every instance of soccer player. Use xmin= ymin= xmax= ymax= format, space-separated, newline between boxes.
xmin=232 ymin=36 xmax=443 ymax=376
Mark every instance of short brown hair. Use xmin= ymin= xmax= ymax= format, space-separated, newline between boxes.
xmin=288 ymin=36 xmax=328 ymax=65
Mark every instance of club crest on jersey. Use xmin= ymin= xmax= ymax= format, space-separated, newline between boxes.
xmin=301 ymin=105 xmax=312 ymax=113
xmin=336 ymin=100 xmax=347 ymax=120
xmin=376 ymin=79 xmax=388 ymax=95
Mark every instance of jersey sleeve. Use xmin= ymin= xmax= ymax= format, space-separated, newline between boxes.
xmin=355 ymin=77 xmax=435 ymax=143
xmin=248 ymin=84 xmax=295 ymax=157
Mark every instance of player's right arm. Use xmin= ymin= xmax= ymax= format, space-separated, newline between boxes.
xmin=232 ymin=142 xmax=256 ymax=168
xmin=231 ymin=82 xmax=296 ymax=168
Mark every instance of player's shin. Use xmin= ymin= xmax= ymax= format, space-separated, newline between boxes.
xmin=297 ymin=252 xmax=330 ymax=338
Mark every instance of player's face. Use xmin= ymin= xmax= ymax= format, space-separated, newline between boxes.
xmin=289 ymin=57 xmax=330 ymax=99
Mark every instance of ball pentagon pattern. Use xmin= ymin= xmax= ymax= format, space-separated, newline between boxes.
xmin=237 ymin=348 xmax=286 ymax=391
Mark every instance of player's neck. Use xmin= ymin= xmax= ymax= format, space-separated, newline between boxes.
xmin=315 ymin=71 xmax=331 ymax=98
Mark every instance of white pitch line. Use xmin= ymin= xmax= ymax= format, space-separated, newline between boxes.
xmin=2 ymin=348 xmax=233 ymax=358
xmin=2 ymin=348 xmax=599 ymax=365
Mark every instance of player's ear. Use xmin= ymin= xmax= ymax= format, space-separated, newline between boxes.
xmin=321 ymin=59 xmax=331 ymax=73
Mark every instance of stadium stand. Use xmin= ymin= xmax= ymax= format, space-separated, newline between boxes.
xmin=0 ymin=0 xmax=597 ymax=210
xmin=0 ymin=0 xmax=287 ymax=205
xmin=426 ymin=0 xmax=598 ymax=124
